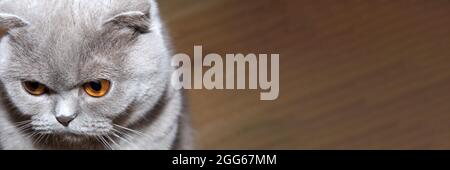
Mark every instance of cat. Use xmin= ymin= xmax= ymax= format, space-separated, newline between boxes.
xmin=0 ymin=0 xmax=193 ymax=150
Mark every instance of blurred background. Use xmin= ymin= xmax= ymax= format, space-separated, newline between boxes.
xmin=1 ymin=0 xmax=450 ymax=149
xmin=159 ymin=0 xmax=450 ymax=149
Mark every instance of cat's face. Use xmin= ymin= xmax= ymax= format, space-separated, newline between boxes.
xmin=0 ymin=0 xmax=170 ymax=141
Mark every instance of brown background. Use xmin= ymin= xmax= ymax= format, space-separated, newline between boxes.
xmin=2 ymin=0 xmax=450 ymax=149
xmin=159 ymin=0 xmax=450 ymax=149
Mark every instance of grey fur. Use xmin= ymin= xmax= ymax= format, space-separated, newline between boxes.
xmin=0 ymin=0 xmax=192 ymax=150
xmin=0 ymin=13 xmax=28 ymax=29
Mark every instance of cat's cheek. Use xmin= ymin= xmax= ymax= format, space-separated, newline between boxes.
xmin=30 ymin=113 xmax=61 ymax=131
xmin=3 ymin=81 xmax=52 ymax=116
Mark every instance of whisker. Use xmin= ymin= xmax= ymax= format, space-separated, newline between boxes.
xmin=43 ymin=134 xmax=51 ymax=146
xmin=12 ymin=131 xmax=38 ymax=149
xmin=99 ymin=136 xmax=113 ymax=150
xmin=16 ymin=124 xmax=32 ymax=133
xmin=8 ymin=125 xmax=32 ymax=149
xmin=114 ymin=128 xmax=144 ymax=149
xmin=112 ymin=128 xmax=134 ymax=143
xmin=2 ymin=121 xmax=31 ymax=131
xmin=113 ymin=127 xmax=137 ymax=139
xmin=105 ymin=134 xmax=119 ymax=149
xmin=34 ymin=134 xmax=46 ymax=146
xmin=113 ymin=124 xmax=149 ymax=138
xmin=97 ymin=136 xmax=108 ymax=150
xmin=25 ymin=130 xmax=38 ymax=139
xmin=94 ymin=136 xmax=107 ymax=150
xmin=13 ymin=120 xmax=32 ymax=126
xmin=111 ymin=129 xmax=137 ymax=149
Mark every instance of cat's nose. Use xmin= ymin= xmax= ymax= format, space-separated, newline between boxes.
xmin=56 ymin=115 xmax=76 ymax=127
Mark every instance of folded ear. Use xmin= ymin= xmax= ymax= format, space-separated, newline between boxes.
xmin=0 ymin=13 xmax=28 ymax=31
xmin=103 ymin=11 xmax=151 ymax=33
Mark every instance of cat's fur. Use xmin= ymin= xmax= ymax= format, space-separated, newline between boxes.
xmin=0 ymin=0 xmax=193 ymax=150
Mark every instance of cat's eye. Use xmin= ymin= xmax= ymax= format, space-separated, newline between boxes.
xmin=22 ymin=81 xmax=48 ymax=96
xmin=83 ymin=79 xmax=111 ymax=97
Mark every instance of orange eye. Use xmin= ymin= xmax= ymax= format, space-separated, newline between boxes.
xmin=83 ymin=79 xmax=111 ymax=97
xmin=22 ymin=81 xmax=48 ymax=96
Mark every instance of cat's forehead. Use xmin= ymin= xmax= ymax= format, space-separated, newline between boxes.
xmin=5 ymin=28 xmax=127 ymax=90
xmin=0 ymin=0 xmax=150 ymax=90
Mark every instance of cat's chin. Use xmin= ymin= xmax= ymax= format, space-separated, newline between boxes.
xmin=29 ymin=126 xmax=113 ymax=144
xmin=47 ymin=132 xmax=105 ymax=143
xmin=60 ymin=133 xmax=91 ymax=141
xmin=29 ymin=132 xmax=108 ymax=149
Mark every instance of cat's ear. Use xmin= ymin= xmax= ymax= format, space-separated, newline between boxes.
xmin=0 ymin=13 xmax=29 ymax=32
xmin=103 ymin=11 xmax=151 ymax=33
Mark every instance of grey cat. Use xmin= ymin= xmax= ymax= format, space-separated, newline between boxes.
xmin=0 ymin=0 xmax=193 ymax=150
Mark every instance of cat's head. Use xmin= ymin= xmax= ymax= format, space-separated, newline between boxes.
xmin=0 ymin=0 xmax=171 ymax=140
